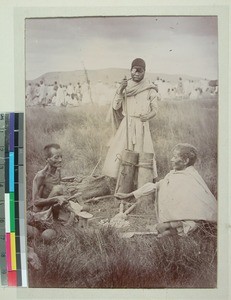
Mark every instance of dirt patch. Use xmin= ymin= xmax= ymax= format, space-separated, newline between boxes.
xmin=87 ymin=196 xmax=158 ymax=232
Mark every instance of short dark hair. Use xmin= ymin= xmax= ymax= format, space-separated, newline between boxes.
xmin=44 ymin=144 xmax=61 ymax=159
xmin=173 ymin=143 xmax=198 ymax=166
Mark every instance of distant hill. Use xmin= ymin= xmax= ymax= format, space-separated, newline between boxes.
xmin=27 ymin=68 xmax=211 ymax=86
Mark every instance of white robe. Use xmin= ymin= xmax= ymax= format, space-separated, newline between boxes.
xmin=55 ymin=87 xmax=65 ymax=106
xmin=26 ymin=85 xmax=32 ymax=103
xmin=133 ymin=166 xmax=217 ymax=223
xmin=38 ymin=83 xmax=47 ymax=104
xmin=66 ymin=84 xmax=75 ymax=95
xmin=102 ymin=79 xmax=158 ymax=178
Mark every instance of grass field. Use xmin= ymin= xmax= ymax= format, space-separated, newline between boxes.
xmin=26 ymin=96 xmax=218 ymax=288
xmin=26 ymin=97 xmax=218 ymax=199
xmin=29 ymin=223 xmax=217 ymax=288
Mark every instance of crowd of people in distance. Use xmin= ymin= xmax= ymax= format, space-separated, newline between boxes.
xmin=154 ymin=76 xmax=218 ymax=100
xmin=26 ymin=81 xmax=83 ymax=107
xmin=25 ymin=76 xmax=218 ymax=107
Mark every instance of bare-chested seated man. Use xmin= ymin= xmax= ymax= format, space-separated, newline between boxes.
xmin=31 ymin=143 xmax=75 ymax=227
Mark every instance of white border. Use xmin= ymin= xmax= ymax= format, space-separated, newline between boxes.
xmin=0 ymin=1 xmax=229 ymax=299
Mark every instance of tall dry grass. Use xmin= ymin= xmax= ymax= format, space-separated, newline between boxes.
xmin=29 ymin=223 xmax=217 ymax=288
xmin=26 ymin=97 xmax=218 ymax=200
xmin=150 ymin=98 xmax=218 ymax=196
xmin=26 ymin=104 xmax=111 ymax=202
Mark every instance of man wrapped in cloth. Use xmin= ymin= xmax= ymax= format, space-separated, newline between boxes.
xmin=116 ymin=143 xmax=217 ymax=237
xmin=102 ymin=58 xmax=159 ymax=181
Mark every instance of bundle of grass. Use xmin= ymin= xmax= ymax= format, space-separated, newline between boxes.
xmin=29 ymin=222 xmax=216 ymax=288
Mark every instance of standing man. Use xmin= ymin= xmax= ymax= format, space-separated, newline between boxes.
xmin=102 ymin=58 xmax=159 ymax=180
xmin=55 ymin=84 xmax=65 ymax=106
xmin=66 ymin=82 xmax=75 ymax=104
xmin=75 ymin=82 xmax=83 ymax=103
xmin=38 ymin=80 xmax=47 ymax=106
xmin=25 ymin=83 xmax=32 ymax=105
xmin=176 ymin=77 xmax=184 ymax=99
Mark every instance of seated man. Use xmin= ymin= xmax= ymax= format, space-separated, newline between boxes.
xmin=31 ymin=143 xmax=75 ymax=228
xmin=115 ymin=143 xmax=217 ymax=237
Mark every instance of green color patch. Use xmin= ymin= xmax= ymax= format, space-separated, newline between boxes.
xmin=10 ymin=192 xmax=15 ymax=232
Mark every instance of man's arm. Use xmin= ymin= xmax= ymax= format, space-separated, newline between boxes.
xmin=133 ymin=182 xmax=157 ymax=199
xmin=32 ymin=172 xmax=59 ymax=208
xmin=112 ymin=78 xmax=128 ymax=110
xmin=112 ymin=91 xmax=124 ymax=110
xmin=140 ymin=89 xmax=158 ymax=122
xmin=115 ymin=182 xmax=158 ymax=200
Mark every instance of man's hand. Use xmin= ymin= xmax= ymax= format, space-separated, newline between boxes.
xmin=140 ymin=110 xmax=156 ymax=122
xmin=119 ymin=77 xmax=128 ymax=94
xmin=139 ymin=114 xmax=150 ymax=122
xmin=53 ymin=196 xmax=68 ymax=207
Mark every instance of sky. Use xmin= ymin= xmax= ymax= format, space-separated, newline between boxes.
xmin=25 ymin=16 xmax=218 ymax=80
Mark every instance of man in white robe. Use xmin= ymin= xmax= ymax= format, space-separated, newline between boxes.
xmin=66 ymin=82 xmax=75 ymax=97
xmin=26 ymin=83 xmax=32 ymax=105
xmin=116 ymin=143 xmax=217 ymax=236
xmin=102 ymin=58 xmax=159 ymax=179
xmin=38 ymin=80 xmax=47 ymax=106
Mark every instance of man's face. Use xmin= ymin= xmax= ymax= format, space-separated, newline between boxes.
xmin=131 ymin=66 xmax=145 ymax=82
xmin=47 ymin=148 xmax=62 ymax=168
xmin=170 ymin=150 xmax=187 ymax=171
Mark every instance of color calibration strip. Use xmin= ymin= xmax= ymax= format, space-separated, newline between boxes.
xmin=0 ymin=113 xmax=7 ymax=286
xmin=0 ymin=113 xmax=27 ymax=287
